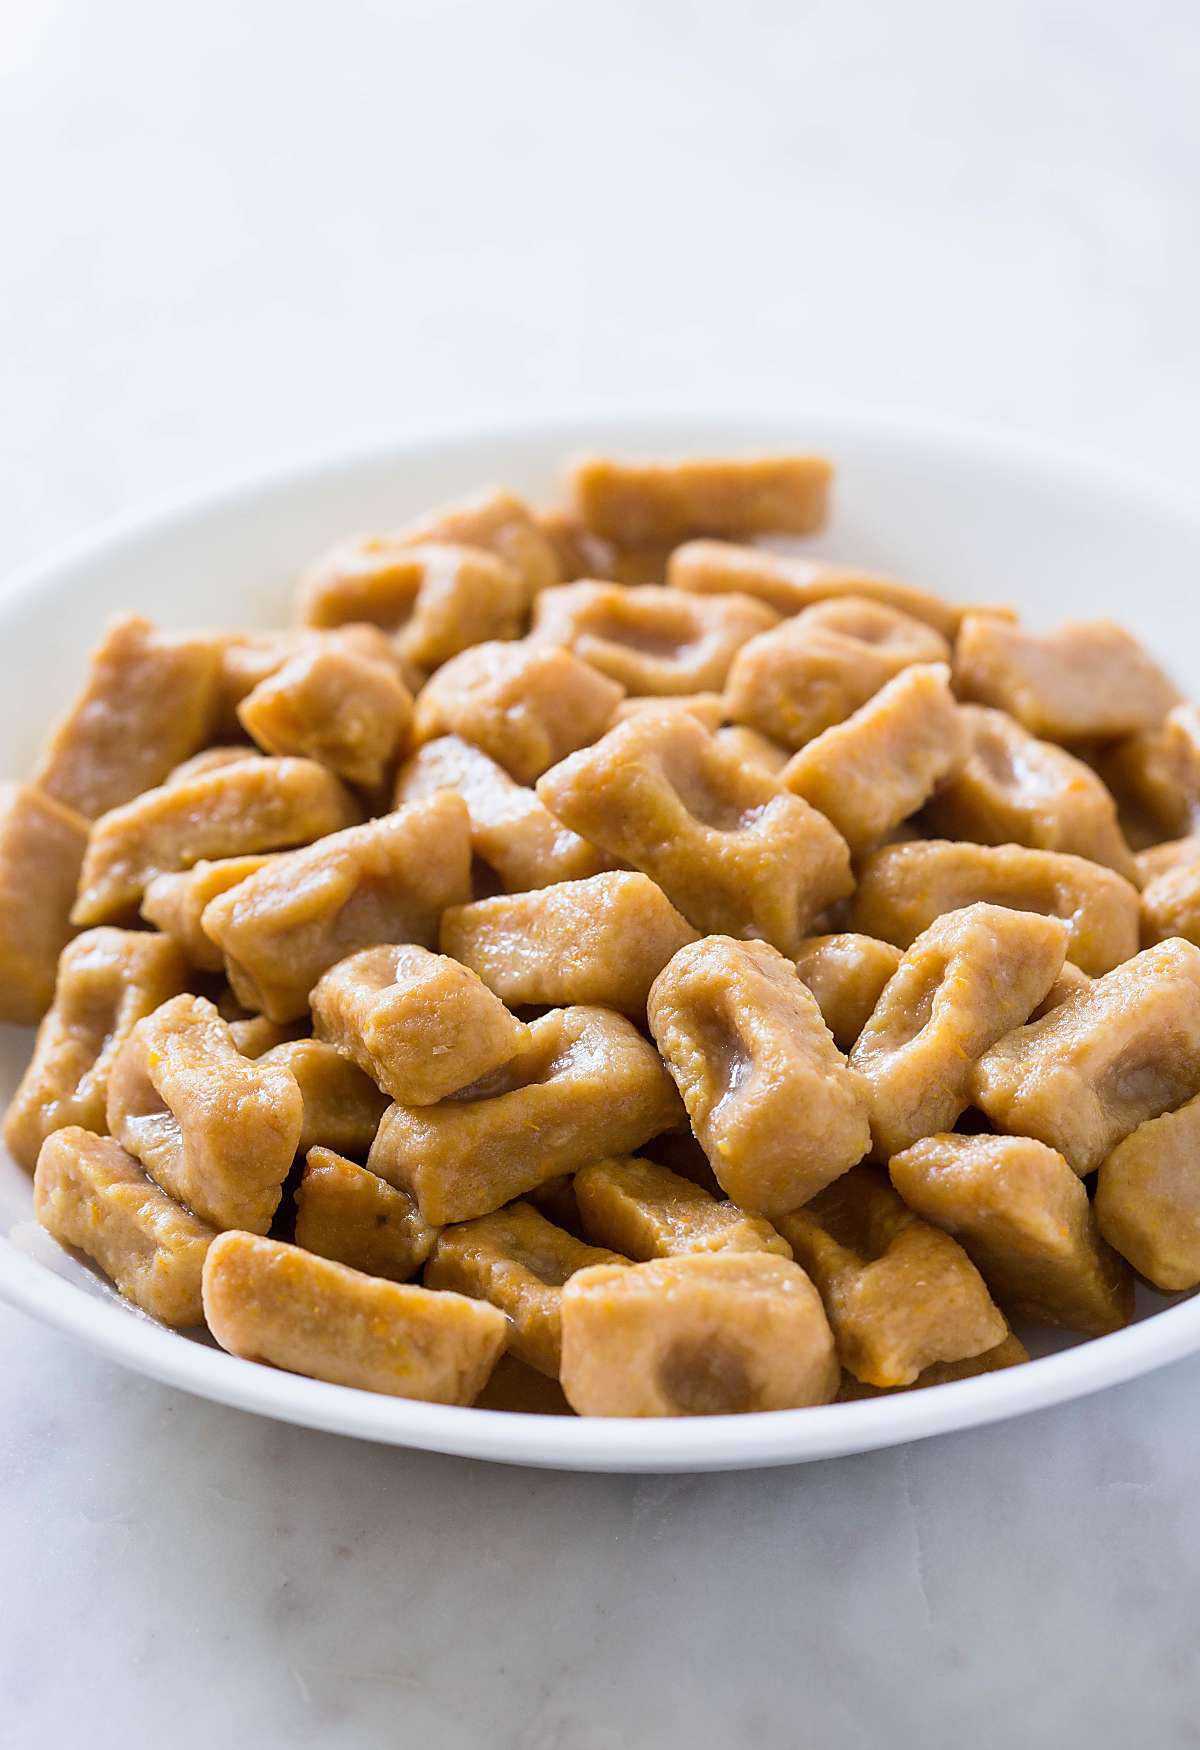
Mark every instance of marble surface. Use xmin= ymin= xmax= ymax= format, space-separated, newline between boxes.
xmin=3 ymin=1 xmax=1200 ymax=1743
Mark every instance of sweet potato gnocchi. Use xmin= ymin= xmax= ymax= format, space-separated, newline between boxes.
xmin=8 ymin=445 xmax=1196 ymax=1420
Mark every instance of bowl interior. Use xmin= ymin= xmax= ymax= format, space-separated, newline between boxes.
xmin=2 ymin=408 xmax=1198 ymax=1469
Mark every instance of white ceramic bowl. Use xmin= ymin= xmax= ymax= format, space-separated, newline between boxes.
xmin=2 ymin=408 xmax=1198 ymax=1472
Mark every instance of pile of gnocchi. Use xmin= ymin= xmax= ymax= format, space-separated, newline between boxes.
xmin=3 ymin=451 xmax=1197 ymax=1418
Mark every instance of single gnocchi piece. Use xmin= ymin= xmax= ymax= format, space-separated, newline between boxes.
xmin=201 ymin=793 xmax=472 ymax=1022
xmin=0 ymin=783 xmax=91 ymax=1024
xmin=202 ymin=1230 xmax=508 ymax=1402
xmin=667 ymin=540 xmax=976 ymax=638
xmin=837 ymin=1331 xmax=1030 ymax=1398
xmin=258 ymin=1038 xmax=389 ymax=1157
xmin=217 ymin=627 xmax=415 ymax=727
xmin=848 ymin=903 xmax=1069 ymax=1159
xmin=310 ymin=942 xmax=527 ymax=1104
xmin=923 ymin=704 xmax=1136 ymax=879
xmin=567 ymin=454 xmax=833 ymax=545
xmin=793 ymin=933 xmax=903 ymax=1053
xmin=4 ymin=928 xmax=188 ymax=1171
xmin=1137 ymin=835 xmax=1200 ymax=946
xmin=647 ymin=936 xmax=870 ymax=1217
xmin=412 ymin=641 xmax=624 ymax=785
xmin=391 ymin=546 xmax=528 ymax=673
xmin=529 ymin=582 xmax=777 ymax=696
xmin=889 ymin=1133 xmax=1132 ymax=1335
xmin=574 ymin=1156 xmax=792 ymax=1262
xmin=141 ymin=854 xmax=279 ymax=971
xmin=537 ymin=711 xmax=852 ymax=957
xmin=294 ymin=1147 xmax=439 ymax=1282
xmin=297 ymin=538 xmax=527 ymax=670
xmin=106 ymin=993 xmax=304 ymax=1233
xmin=367 ymin=1005 xmax=683 ymax=1225
xmin=953 ymin=614 xmax=1179 ymax=741
xmin=394 ymin=735 xmax=609 ymax=892
xmin=424 ymin=1201 xmax=628 ymax=1377
xmin=1095 ymin=705 xmax=1200 ymax=842
xmin=1150 ymin=702 xmax=1200 ymax=793
xmin=34 ymin=1127 xmax=216 ymax=1327
xmin=1095 ymin=1095 xmax=1200 ymax=1290
xmin=724 ymin=597 xmax=950 ymax=752
xmin=1138 ymin=834 xmax=1200 ymax=882
xmin=558 ymin=1252 xmax=840 ymax=1417
xmin=712 ymin=724 xmax=790 ymax=776
xmin=851 ymin=839 xmax=1140 ymax=976
xmin=971 ymin=938 xmax=1200 ymax=1174
xmin=208 ymin=630 xmax=337 ymax=734
xmin=776 ymin=1167 xmax=1007 ymax=1388
xmin=782 ymin=663 xmax=964 ymax=857
xmin=72 ymin=756 xmax=359 ymax=925
xmin=439 ymin=872 xmax=698 ymax=1017
xmin=237 ymin=626 xmax=413 ymax=788
xmin=34 ymin=616 xmax=222 ymax=819
xmin=385 ymin=485 xmax=562 ymax=596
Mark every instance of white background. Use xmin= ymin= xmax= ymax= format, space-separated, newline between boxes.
xmin=3 ymin=2 xmax=1200 ymax=1745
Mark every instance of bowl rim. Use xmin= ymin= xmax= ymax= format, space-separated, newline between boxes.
xmin=3 ymin=1229 xmax=1198 ymax=1470
xmin=3 ymin=400 xmax=1199 ymax=1472
xmin=4 ymin=396 xmax=1199 ymax=620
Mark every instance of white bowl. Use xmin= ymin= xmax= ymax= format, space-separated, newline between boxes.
xmin=2 ymin=408 xmax=1198 ymax=1473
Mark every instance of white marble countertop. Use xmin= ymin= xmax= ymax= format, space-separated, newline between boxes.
xmin=3 ymin=2 xmax=1200 ymax=1743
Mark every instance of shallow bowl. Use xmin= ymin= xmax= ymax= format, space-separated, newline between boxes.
xmin=2 ymin=408 xmax=1197 ymax=1471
